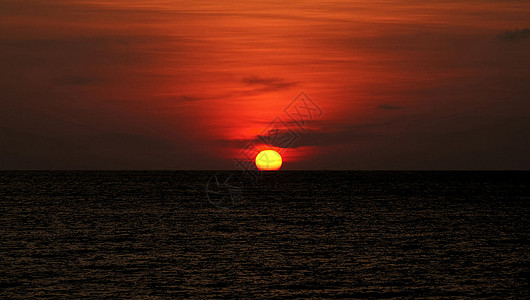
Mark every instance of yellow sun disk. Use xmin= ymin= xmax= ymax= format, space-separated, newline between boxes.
xmin=255 ymin=150 xmax=282 ymax=171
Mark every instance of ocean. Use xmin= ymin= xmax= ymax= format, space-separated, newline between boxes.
xmin=0 ymin=171 xmax=528 ymax=298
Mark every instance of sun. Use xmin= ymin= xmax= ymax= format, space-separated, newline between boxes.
xmin=255 ymin=150 xmax=282 ymax=171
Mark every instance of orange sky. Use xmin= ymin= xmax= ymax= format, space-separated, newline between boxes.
xmin=1 ymin=0 xmax=529 ymax=169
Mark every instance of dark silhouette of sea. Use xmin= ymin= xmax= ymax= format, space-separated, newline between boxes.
xmin=0 ymin=171 xmax=528 ymax=298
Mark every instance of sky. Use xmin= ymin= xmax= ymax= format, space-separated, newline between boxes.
xmin=1 ymin=0 xmax=529 ymax=170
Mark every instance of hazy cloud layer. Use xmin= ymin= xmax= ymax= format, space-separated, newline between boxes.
xmin=1 ymin=0 xmax=530 ymax=169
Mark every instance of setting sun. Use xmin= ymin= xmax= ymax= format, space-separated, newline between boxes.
xmin=255 ymin=150 xmax=282 ymax=171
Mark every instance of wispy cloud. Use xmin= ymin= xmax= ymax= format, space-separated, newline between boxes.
xmin=175 ymin=95 xmax=203 ymax=102
xmin=242 ymin=76 xmax=297 ymax=92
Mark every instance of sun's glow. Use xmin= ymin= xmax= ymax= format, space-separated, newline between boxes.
xmin=255 ymin=150 xmax=282 ymax=171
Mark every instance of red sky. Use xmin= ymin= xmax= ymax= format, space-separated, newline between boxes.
xmin=1 ymin=0 xmax=529 ymax=169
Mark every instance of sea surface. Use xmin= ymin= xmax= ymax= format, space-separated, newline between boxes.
xmin=0 ymin=171 xmax=528 ymax=298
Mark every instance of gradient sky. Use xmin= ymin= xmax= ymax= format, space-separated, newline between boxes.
xmin=1 ymin=0 xmax=529 ymax=169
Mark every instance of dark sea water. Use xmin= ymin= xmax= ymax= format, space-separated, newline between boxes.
xmin=0 ymin=171 xmax=528 ymax=298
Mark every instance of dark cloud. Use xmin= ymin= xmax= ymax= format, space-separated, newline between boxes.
xmin=57 ymin=75 xmax=101 ymax=86
xmin=497 ymin=28 xmax=530 ymax=42
xmin=242 ymin=76 xmax=297 ymax=92
xmin=378 ymin=104 xmax=402 ymax=110
xmin=257 ymin=129 xmax=300 ymax=149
